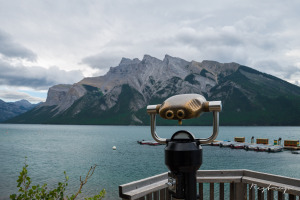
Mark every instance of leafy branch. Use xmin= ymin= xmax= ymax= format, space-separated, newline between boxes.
xmin=10 ymin=158 xmax=105 ymax=200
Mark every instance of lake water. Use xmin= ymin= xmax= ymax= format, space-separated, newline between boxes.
xmin=0 ymin=124 xmax=300 ymax=199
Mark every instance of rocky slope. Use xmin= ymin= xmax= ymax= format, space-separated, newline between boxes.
xmin=6 ymin=55 xmax=300 ymax=125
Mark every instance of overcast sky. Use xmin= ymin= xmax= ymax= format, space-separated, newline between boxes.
xmin=0 ymin=0 xmax=300 ymax=103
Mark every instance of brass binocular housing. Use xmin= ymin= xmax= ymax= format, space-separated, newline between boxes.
xmin=147 ymin=94 xmax=222 ymax=144
xmin=148 ymin=94 xmax=222 ymax=125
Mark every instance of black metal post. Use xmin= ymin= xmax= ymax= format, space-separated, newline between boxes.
xmin=165 ymin=130 xmax=202 ymax=200
xmin=184 ymin=172 xmax=197 ymax=200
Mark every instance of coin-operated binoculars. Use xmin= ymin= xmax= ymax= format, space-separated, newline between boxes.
xmin=147 ymin=94 xmax=222 ymax=200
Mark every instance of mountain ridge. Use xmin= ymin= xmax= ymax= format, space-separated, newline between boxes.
xmin=0 ymin=99 xmax=40 ymax=122
xmin=6 ymin=55 xmax=300 ymax=125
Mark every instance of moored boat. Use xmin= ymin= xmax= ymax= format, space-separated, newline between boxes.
xmin=232 ymin=142 xmax=249 ymax=149
xmin=257 ymin=144 xmax=270 ymax=152
xmin=267 ymin=145 xmax=283 ymax=153
xmin=245 ymin=144 xmax=261 ymax=151
xmin=291 ymin=151 xmax=300 ymax=154
xmin=137 ymin=140 xmax=161 ymax=146
xmin=211 ymin=140 xmax=223 ymax=146
xmin=220 ymin=141 xmax=236 ymax=147
xmin=213 ymin=136 xmax=284 ymax=153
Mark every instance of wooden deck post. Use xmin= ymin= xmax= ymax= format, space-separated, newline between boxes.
xmin=257 ymin=188 xmax=264 ymax=200
xmin=146 ymin=193 xmax=152 ymax=200
xmin=267 ymin=189 xmax=273 ymax=200
xmin=249 ymin=184 xmax=255 ymax=200
xmin=198 ymin=183 xmax=203 ymax=200
xmin=235 ymin=182 xmax=247 ymax=200
xmin=219 ymin=183 xmax=224 ymax=200
xmin=288 ymin=194 xmax=296 ymax=200
xmin=166 ymin=188 xmax=170 ymax=200
xmin=230 ymin=183 xmax=235 ymax=200
xmin=210 ymin=183 xmax=214 ymax=200
xmin=278 ymin=191 xmax=283 ymax=200
xmin=153 ymin=191 xmax=159 ymax=200
xmin=159 ymin=189 xmax=166 ymax=200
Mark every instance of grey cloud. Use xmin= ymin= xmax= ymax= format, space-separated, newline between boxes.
xmin=0 ymin=0 xmax=299 ymax=86
xmin=176 ymin=27 xmax=244 ymax=48
xmin=254 ymin=60 xmax=300 ymax=81
xmin=254 ymin=60 xmax=283 ymax=71
xmin=0 ymin=29 xmax=37 ymax=61
xmin=0 ymin=90 xmax=44 ymax=103
xmin=173 ymin=24 xmax=279 ymax=57
xmin=0 ymin=60 xmax=84 ymax=89
xmin=81 ymin=52 xmax=126 ymax=70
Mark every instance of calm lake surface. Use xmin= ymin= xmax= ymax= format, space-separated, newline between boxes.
xmin=0 ymin=124 xmax=300 ymax=199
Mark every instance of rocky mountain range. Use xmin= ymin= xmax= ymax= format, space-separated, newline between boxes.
xmin=6 ymin=54 xmax=300 ymax=125
xmin=0 ymin=99 xmax=39 ymax=122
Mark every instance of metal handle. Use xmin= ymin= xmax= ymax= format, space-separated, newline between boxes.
xmin=196 ymin=111 xmax=219 ymax=144
xmin=147 ymin=101 xmax=221 ymax=144
xmin=147 ymin=105 xmax=167 ymax=144
xmin=197 ymin=101 xmax=221 ymax=144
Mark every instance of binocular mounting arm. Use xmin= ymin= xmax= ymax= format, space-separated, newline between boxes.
xmin=147 ymin=105 xmax=167 ymax=144
xmin=198 ymin=111 xmax=219 ymax=144
xmin=147 ymin=101 xmax=221 ymax=144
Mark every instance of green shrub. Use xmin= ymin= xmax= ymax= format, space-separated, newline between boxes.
xmin=10 ymin=158 xmax=105 ymax=200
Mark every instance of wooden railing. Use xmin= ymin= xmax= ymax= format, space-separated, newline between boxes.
xmin=119 ymin=169 xmax=300 ymax=200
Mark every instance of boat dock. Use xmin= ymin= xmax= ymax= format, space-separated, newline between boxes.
xmin=284 ymin=146 xmax=300 ymax=150
xmin=210 ymin=137 xmax=300 ymax=153
xmin=138 ymin=137 xmax=300 ymax=152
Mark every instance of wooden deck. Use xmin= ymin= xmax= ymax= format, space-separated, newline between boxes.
xmin=119 ymin=169 xmax=300 ymax=200
xmin=284 ymin=146 xmax=300 ymax=150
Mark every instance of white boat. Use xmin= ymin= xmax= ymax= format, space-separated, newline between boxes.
xmin=137 ymin=140 xmax=161 ymax=146
xmin=244 ymin=143 xmax=283 ymax=153
xmin=232 ymin=142 xmax=250 ymax=149
xmin=257 ymin=144 xmax=270 ymax=152
xmin=245 ymin=144 xmax=261 ymax=151
xmin=211 ymin=141 xmax=223 ymax=146
xmin=267 ymin=145 xmax=283 ymax=153
xmin=220 ymin=141 xmax=236 ymax=147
